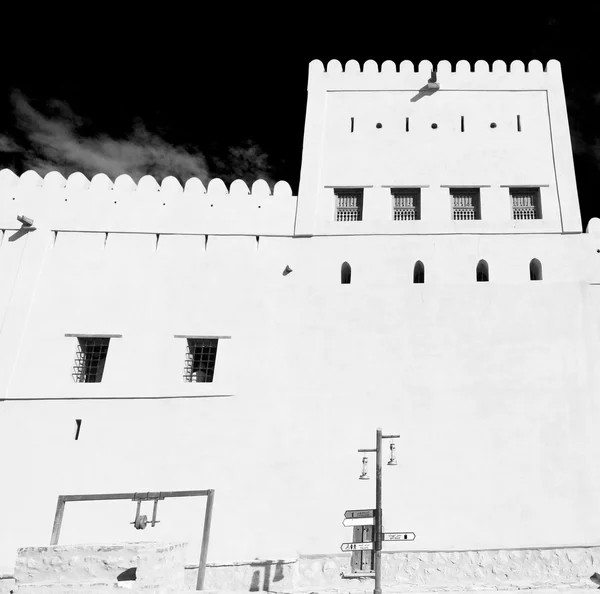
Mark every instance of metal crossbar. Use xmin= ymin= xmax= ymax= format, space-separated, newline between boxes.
xmin=511 ymin=188 xmax=540 ymax=220
xmin=392 ymin=189 xmax=420 ymax=221
xmin=184 ymin=339 xmax=218 ymax=383
xmin=451 ymin=189 xmax=480 ymax=220
xmin=335 ymin=189 xmax=363 ymax=221
xmin=73 ymin=337 xmax=110 ymax=383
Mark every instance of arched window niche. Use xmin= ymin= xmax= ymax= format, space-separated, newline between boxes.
xmin=341 ymin=262 xmax=351 ymax=284
xmin=413 ymin=261 xmax=425 ymax=284
xmin=530 ymin=258 xmax=543 ymax=281
xmin=476 ymin=259 xmax=489 ymax=282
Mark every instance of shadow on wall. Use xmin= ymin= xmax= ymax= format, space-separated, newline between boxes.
xmin=8 ymin=228 xmax=31 ymax=242
xmin=410 ymin=86 xmax=438 ymax=102
xmin=249 ymin=560 xmax=286 ymax=592
xmin=117 ymin=567 xmax=137 ymax=582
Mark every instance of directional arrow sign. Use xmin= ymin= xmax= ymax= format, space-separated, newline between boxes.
xmin=340 ymin=542 xmax=374 ymax=552
xmin=342 ymin=517 xmax=375 ymax=527
xmin=383 ymin=532 xmax=416 ymax=541
xmin=344 ymin=509 xmax=374 ymax=519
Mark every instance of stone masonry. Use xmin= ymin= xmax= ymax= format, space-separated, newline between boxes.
xmin=13 ymin=542 xmax=187 ymax=593
xmin=183 ymin=547 xmax=600 ymax=592
xmin=7 ymin=544 xmax=600 ymax=593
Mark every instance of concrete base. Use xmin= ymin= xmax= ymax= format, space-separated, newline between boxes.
xmin=183 ymin=547 xmax=600 ymax=592
xmin=0 ymin=577 xmax=15 ymax=594
xmin=9 ymin=544 xmax=600 ymax=593
xmin=13 ymin=543 xmax=187 ymax=593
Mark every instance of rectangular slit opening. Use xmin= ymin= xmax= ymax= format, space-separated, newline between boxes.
xmin=517 ymin=115 xmax=521 ymax=132
xmin=405 ymin=117 xmax=409 ymax=132
xmin=351 ymin=117 xmax=354 ymax=133
xmin=461 ymin=116 xmax=464 ymax=132
xmin=74 ymin=419 xmax=82 ymax=440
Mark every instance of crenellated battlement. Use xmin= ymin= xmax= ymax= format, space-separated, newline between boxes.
xmin=0 ymin=169 xmax=293 ymax=197
xmin=0 ymin=169 xmax=296 ymax=236
xmin=307 ymin=59 xmax=564 ymax=91
xmin=311 ymin=58 xmax=559 ymax=74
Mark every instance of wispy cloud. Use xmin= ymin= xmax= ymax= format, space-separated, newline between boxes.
xmin=0 ymin=133 xmax=22 ymax=154
xmin=0 ymin=90 xmax=275 ymax=187
xmin=211 ymin=142 xmax=274 ymax=184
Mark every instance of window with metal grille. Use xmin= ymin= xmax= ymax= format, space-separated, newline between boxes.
xmin=335 ymin=189 xmax=363 ymax=222
xmin=451 ymin=189 xmax=481 ymax=220
xmin=184 ymin=339 xmax=219 ymax=383
xmin=392 ymin=189 xmax=420 ymax=221
xmin=73 ymin=337 xmax=110 ymax=383
xmin=511 ymin=188 xmax=541 ymax=220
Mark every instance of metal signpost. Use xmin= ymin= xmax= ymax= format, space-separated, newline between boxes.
xmin=343 ymin=428 xmax=416 ymax=594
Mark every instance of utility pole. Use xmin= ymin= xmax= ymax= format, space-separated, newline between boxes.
xmin=357 ymin=427 xmax=400 ymax=594
xmin=375 ymin=428 xmax=383 ymax=594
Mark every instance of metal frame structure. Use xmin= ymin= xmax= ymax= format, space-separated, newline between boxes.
xmin=50 ymin=489 xmax=215 ymax=591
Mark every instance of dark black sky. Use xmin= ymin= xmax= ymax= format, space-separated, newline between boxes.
xmin=1 ymin=9 xmax=599 ymax=225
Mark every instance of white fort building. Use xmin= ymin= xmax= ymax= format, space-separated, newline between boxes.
xmin=2 ymin=58 xmax=600 ymax=591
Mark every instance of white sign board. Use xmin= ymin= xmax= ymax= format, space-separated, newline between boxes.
xmin=342 ymin=517 xmax=375 ymax=527
xmin=344 ymin=509 xmax=374 ymax=519
xmin=383 ymin=532 xmax=415 ymax=541
xmin=340 ymin=542 xmax=374 ymax=552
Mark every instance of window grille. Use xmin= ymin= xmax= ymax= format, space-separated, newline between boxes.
xmin=335 ymin=189 xmax=363 ymax=222
xmin=73 ymin=337 xmax=110 ymax=383
xmin=184 ymin=338 xmax=219 ymax=383
xmin=392 ymin=189 xmax=421 ymax=221
xmin=451 ymin=189 xmax=480 ymax=220
xmin=511 ymin=188 xmax=541 ymax=220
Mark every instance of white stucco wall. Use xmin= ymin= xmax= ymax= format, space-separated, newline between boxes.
xmin=2 ymin=226 xmax=600 ymax=574
xmin=0 ymin=59 xmax=597 ymax=580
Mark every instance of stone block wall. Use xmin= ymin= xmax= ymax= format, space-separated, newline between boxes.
xmin=14 ymin=542 xmax=186 ymax=593
xmin=184 ymin=559 xmax=298 ymax=592
xmin=181 ymin=547 xmax=600 ymax=592
xmin=9 ymin=544 xmax=600 ymax=592
xmin=0 ymin=576 xmax=15 ymax=594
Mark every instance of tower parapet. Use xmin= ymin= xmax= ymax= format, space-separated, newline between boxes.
xmin=308 ymin=59 xmax=562 ymax=90
xmin=296 ymin=59 xmax=580 ymax=237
